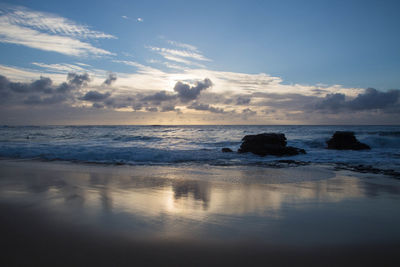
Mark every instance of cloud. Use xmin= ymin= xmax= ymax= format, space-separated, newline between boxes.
xmin=0 ymin=5 xmax=114 ymax=56
xmin=2 ymin=60 xmax=399 ymax=124
xmin=241 ymin=108 xmax=257 ymax=119
xmin=0 ymin=72 xmax=90 ymax=105
xmin=141 ymin=90 xmax=176 ymax=104
xmin=85 ymin=78 xmax=213 ymax=113
xmin=81 ymin=90 xmax=111 ymax=102
xmin=103 ymin=72 xmax=117 ymax=86
xmin=101 ymin=96 xmax=134 ymax=109
xmin=187 ymin=102 xmax=225 ymax=113
xmin=315 ymin=93 xmax=346 ymax=110
xmin=236 ymin=96 xmax=251 ymax=105
xmin=147 ymin=46 xmax=210 ymax=66
xmin=122 ymin=16 xmax=129 ymax=20
xmin=242 ymin=108 xmax=256 ymax=115
xmin=173 ymin=78 xmax=212 ymax=103
xmin=6 ymin=76 xmax=52 ymax=93
xmin=315 ymin=88 xmax=400 ymax=112
xmin=2 ymin=6 xmax=115 ymax=39
xmin=137 ymin=18 xmax=143 ymax=22
xmin=65 ymin=73 xmax=90 ymax=88
xmin=92 ymin=102 xmax=104 ymax=109
xmin=32 ymin=62 xmax=86 ymax=73
xmin=146 ymin=107 xmax=158 ymax=112
xmin=167 ymin=40 xmax=198 ymax=51
xmin=349 ymin=88 xmax=400 ymax=110
xmin=23 ymin=94 xmax=69 ymax=105
xmin=160 ymin=104 xmax=177 ymax=112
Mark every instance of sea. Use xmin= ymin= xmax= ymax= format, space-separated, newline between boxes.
xmin=0 ymin=125 xmax=399 ymax=172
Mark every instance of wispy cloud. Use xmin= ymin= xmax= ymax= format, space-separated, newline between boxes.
xmin=167 ymin=40 xmax=198 ymax=51
xmin=0 ymin=5 xmax=115 ymax=56
xmin=146 ymin=43 xmax=210 ymax=68
xmin=148 ymin=46 xmax=210 ymax=62
xmin=2 ymin=6 xmax=115 ymax=39
xmin=32 ymin=62 xmax=87 ymax=73
xmin=137 ymin=18 xmax=143 ymax=22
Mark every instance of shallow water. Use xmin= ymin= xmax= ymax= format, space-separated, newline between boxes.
xmin=1 ymin=160 xmax=399 ymax=246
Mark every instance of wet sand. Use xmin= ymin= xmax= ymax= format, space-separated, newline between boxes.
xmin=1 ymin=160 xmax=400 ymax=266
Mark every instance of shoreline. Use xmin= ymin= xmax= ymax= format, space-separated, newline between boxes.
xmin=1 ymin=159 xmax=400 ymax=266
xmin=1 ymin=157 xmax=399 ymax=178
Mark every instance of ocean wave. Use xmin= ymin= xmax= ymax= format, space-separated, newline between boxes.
xmin=112 ymin=135 xmax=163 ymax=142
xmin=360 ymin=136 xmax=400 ymax=148
xmin=1 ymin=125 xmax=399 ymax=171
xmin=0 ymin=144 xmax=237 ymax=164
xmin=366 ymin=131 xmax=400 ymax=137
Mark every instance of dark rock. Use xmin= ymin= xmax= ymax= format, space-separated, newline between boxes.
xmin=238 ymin=133 xmax=306 ymax=156
xmin=221 ymin=148 xmax=233 ymax=153
xmin=241 ymin=133 xmax=287 ymax=147
xmin=327 ymin=131 xmax=370 ymax=150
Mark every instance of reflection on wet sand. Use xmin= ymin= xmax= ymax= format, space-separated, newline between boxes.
xmin=1 ymin=160 xmax=400 ymax=244
xmin=173 ymin=180 xmax=210 ymax=209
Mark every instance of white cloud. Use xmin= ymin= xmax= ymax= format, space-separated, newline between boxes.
xmin=167 ymin=40 xmax=198 ymax=51
xmin=2 ymin=6 xmax=115 ymax=39
xmin=122 ymin=15 xmax=129 ymax=20
xmin=0 ymin=64 xmax=66 ymax=83
xmin=148 ymin=46 xmax=210 ymax=62
xmin=137 ymin=18 xmax=143 ymax=22
xmin=75 ymin=62 xmax=91 ymax=67
xmin=0 ymin=5 xmax=115 ymax=57
xmin=32 ymin=62 xmax=87 ymax=73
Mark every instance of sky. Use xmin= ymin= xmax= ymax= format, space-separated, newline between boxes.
xmin=0 ymin=0 xmax=399 ymax=125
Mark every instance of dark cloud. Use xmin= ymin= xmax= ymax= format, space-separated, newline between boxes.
xmin=67 ymin=73 xmax=90 ymax=87
xmin=30 ymin=77 xmax=53 ymax=93
xmin=173 ymin=78 xmax=212 ymax=103
xmin=236 ymin=96 xmax=251 ymax=105
xmin=57 ymin=73 xmax=90 ymax=93
xmin=92 ymin=102 xmax=104 ymax=109
xmin=0 ymin=73 xmax=91 ymax=106
xmin=3 ymin=76 xmax=53 ymax=94
xmin=132 ymin=102 xmax=143 ymax=111
xmin=141 ymin=90 xmax=176 ymax=104
xmin=24 ymin=94 xmax=68 ymax=105
xmin=102 ymin=97 xmax=133 ymax=109
xmin=0 ymin=75 xmax=9 ymax=90
xmin=315 ymin=88 xmax=400 ymax=112
xmin=240 ymin=108 xmax=257 ymax=119
xmin=187 ymin=102 xmax=225 ymax=113
xmin=315 ymin=93 xmax=346 ymax=110
xmin=160 ymin=104 xmax=177 ymax=112
xmin=146 ymin=107 xmax=158 ymax=112
xmin=349 ymin=88 xmax=400 ymax=110
xmin=242 ymin=108 xmax=256 ymax=116
xmin=103 ymin=72 xmax=117 ymax=86
xmin=253 ymin=92 xmax=319 ymax=110
xmin=81 ymin=91 xmax=111 ymax=102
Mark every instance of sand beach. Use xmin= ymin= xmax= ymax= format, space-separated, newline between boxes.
xmin=1 ymin=159 xmax=399 ymax=266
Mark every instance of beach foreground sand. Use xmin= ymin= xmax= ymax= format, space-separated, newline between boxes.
xmin=1 ymin=160 xmax=399 ymax=266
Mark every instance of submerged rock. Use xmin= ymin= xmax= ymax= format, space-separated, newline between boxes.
xmin=238 ymin=133 xmax=306 ymax=156
xmin=221 ymin=147 xmax=233 ymax=153
xmin=327 ymin=131 xmax=370 ymax=150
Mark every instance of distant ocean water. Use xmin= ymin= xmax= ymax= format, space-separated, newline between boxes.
xmin=0 ymin=125 xmax=399 ymax=171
